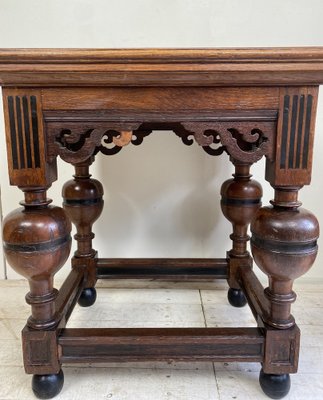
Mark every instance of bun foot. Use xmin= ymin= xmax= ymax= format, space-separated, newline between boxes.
xmin=259 ymin=368 xmax=291 ymax=399
xmin=32 ymin=369 xmax=64 ymax=399
xmin=227 ymin=288 xmax=247 ymax=308
xmin=78 ymin=287 xmax=97 ymax=307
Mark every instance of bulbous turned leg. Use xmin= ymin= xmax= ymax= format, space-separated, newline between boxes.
xmin=2 ymin=188 xmax=71 ymax=398
xmin=251 ymin=187 xmax=319 ymax=398
xmin=62 ymin=158 xmax=103 ymax=307
xmin=221 ymin=160 xmax=262 ymax=307
xmin=32 ymin=370 xmax=64 ymax=399
xmin=251 ymin=187 xmax=319 ymax=329
xmin=3 ymin=188 xmax=72 ymax=330
xmin=259 ymin=368 xmax=291 ymax=400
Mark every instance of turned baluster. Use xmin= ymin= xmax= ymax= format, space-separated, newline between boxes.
xmin=250 ymin=186 xmax=319 ymax=399
xmin=62 ymin=157 xmax=104 ymax=307
xmin=251 ymin=186 xmax=319 ymax=329
xmin=221 ymin=160 xmax=262 ymax=307
xmin=3 ymin=187 xmax=72 ymax=330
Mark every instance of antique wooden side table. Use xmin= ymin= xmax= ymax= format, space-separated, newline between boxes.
xmin=0 ymin=48 xmax=323 ymax=399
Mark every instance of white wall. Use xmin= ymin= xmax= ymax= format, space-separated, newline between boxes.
xmin=0 ymin=0 xmax=323 ymax=282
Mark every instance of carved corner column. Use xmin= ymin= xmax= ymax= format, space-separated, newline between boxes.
xmin=2 ymin=187 xmax=71 ymax=400
xmin=62 ymin=157 xmax=104 ymax=307
xmin=221 ymin=159 xmax=262 ymax=307
xmin=1 ymin=90 xmax=71 ymax=392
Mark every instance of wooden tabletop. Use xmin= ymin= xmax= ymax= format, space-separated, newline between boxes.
xmin=0 ymin=47 xmax=323 ymax=86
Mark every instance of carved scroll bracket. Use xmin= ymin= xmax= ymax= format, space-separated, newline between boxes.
xmin=181 ymin=121 xmax=275 ymax=163
xmin=46 ymin=119 xmax=275 ymax=165
xmin=47 ymin=123 xmax=144 ymax=164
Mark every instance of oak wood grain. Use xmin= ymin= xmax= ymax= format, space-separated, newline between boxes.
xmin=1 ymin=47 xmax=323 ymax=86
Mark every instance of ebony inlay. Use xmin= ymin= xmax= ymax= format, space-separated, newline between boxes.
xmin=22 ymin=96 xmax=33 ymax=168
xmin=295 ymin=95 xmax=305 ymax=168
xmin=280 ymin=94 xmax=313 ymax=170
xmin=7 ymin=96 xmax=19 ymax=169
xmin=7 ymin=95 xmax=41 ymax=170
xmin=302 ymin=95 xmax=313 ymax=169
xmin=63 ymin=198 xmax=102 ymax=206
xmin=251 ymin=235 xmax=317 ymax=254
xmin=4 ymin=234 xmax=71 ymax=253
xmin=288 ymin=95 xmax=299 ymax=169
xmin=30 ymin=96 xmax=41 ymax=168
xmin=15 ymin=96 xmax=25 ymax=169
xmin=221 ymin=198 xmax=261 ymax=206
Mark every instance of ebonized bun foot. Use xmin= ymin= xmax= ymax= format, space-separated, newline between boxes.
xmin=32 ymin=369 xmax=64 ymax=399
xmin=259 ymin=368 xmax=291 ymax=399
xmin=78 ymin=287 xmax=97 ymax=307
xmin=227 ymin=288 xmax=247 ymax=308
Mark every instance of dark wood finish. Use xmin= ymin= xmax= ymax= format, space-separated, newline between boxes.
xmin=238 ymin=266 xmax=271 ymax=325
xmin=42 ymin=87 xmax=279 ymax=110
xmin=251 ymin=187 xmax=319 ymax=329
xmin=58 ymin=327 xmax=264 ymax=363
xmin=0 ymin=47 xmax=322 ymax=399
xmin=2 ymin=89 xmax=57 ymax=187
xmin=2 ymin=189 xmax=71 ymax=330
xmin=263 ymin=325 xmax=300 ymax=374
xmin=55 ymin=268 xmax=85 ymax=327
xmin=221 ymin=161 xmax=262 ymax=289
xmin=265 ymin=87 xmax=319 ymax=186
xmin=96 ymin=258 xmax=228 ymax=280
xmin=22 ymin=328 xmax=60 ymax=375
xmin=1 ymin=47 xmax=323 ymax=86
xmin=62 ymin=158 xmax=103 ymax=289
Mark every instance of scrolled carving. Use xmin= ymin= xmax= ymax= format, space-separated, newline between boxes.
xmin=46 ymin=119 xmax=274 ymax=164
xmin=98 ymin=128 xmax=153 ymax=155
xmin=180 ymin=124 xmax=214 ymax=147
xmin=47 ymin=123 xmax=143 ymax=163
xmin=131 ymin=128 xmax=153 ymax=145
xmin=173 ymin=125 xmax=194 ymax=146
xmin=98 ymin=130 xmax=124 ymax=156
xmin=201 ymin=131 xmax=226 ymax=157
xmin=181 ymin=121 xmax=274 ymax=163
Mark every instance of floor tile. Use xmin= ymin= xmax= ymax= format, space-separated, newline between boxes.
xmin=0 ymin=318 xmax=25 ymax=340
xmin=202 ymin=304 xmax=256 ymax=327
xmin=1 ymin=279 xmax=323 ymax=399
xmin=216 ymin=370 xmax=323 ymax=400
xmin=68 ymin=300 xmax=205 ymax=326
xmin=97 ymin=288 xmax=201 ymax=304
xmin=0 ymin=339 xmax=23 ymax=366
xmin=67 ymin=318 xmax=205 ymax=328
xmin=200 ymin=289 xmax=230 ymax=305
xmin=62 ymin=366 xmax=219 ymax=400
xmin=0 ymin=366 xmax=219 ymax=400
xmin=0 ymin=366 xmax=31 ymax=399
xmin=0 ymin=286 xmax=30 ymax=320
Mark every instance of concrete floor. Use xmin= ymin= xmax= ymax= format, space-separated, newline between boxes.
xmin=0 ymin=278 xmax=322 ymax=399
